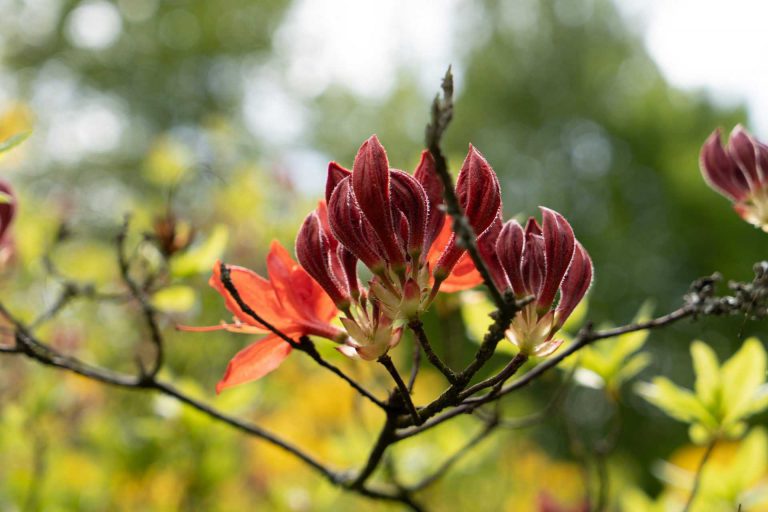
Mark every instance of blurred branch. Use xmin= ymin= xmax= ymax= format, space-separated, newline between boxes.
xmin=682 ymin=438 xmax=717 ymax=512
xmin=405 ymin=416 xmax=498 ymax=493
xmin=117 ymin=216 xmax=164 ymax=378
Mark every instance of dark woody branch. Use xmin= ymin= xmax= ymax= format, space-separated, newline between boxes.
xmin=425 ymin=67 xmax=507 ymax=311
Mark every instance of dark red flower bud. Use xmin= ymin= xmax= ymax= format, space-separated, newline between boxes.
xmin=455 ymin=145 xmax=502 ymax=236
xmin=414 ymin=150 xmax=445 ymax=250
xmin=390 ymin=170 xmax=428 ymax=256
xmin=477 ymin=215 xmax=509 ymax=291
xmin=328 ymin=177 xmax=387 ymax=272
xmin=296 ymin=211 xmax=349 ymax=307
xmin=337 ymin=245 xmax=360 ymax=299
xmin=555 ymin=242 xmax=593 ymax=327
xmin=521 ymin=221 xmax=545 ymax=298
xmin=351 ymin=135 xmax=404 ymax=265
xmin=537 ymin=207 xmax=576 ymax=310
xmin=325 ymin=161 xmax=351 ymax=204
xmin=496 ymin=219 xmax=526 ymax=297
xmin=700 ymin=129 xmax=750 ymax=201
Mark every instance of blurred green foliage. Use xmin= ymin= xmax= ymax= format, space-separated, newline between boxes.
xmin=1 ymin=0 xmax=767 ymax=510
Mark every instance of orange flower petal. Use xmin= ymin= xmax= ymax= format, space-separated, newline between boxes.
xmin=440 ymin=253 xmax=483 ymax=292
xmin=216 ymin=334 xmax=293 ymax=393
xmin=209 ymin=261 xmax=285 ymax=331
xmin=267 ymin=240 xmax=339 ymax=326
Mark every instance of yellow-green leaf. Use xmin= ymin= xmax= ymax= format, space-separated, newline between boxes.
xmin=0 ymin=131 xmax=30 ymax=154
xmin=721 ymin=338 xmax=766 ymax=423
xmin=636 ymin=377 xmax=715 ymax=426
xmin=691 ymin=340 xmax=721 ymax=411
xmin=170 ymin=225 xmax=229 ymax=278
xmin=151 ymin=285 xmax=197 ymax=313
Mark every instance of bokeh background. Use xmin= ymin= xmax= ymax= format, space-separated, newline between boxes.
xmin=1 ymin=0 xmax=767 ymax=510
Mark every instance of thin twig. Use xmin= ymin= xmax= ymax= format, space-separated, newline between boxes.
xmin=379 ymin=354 xmax=421 ymax=425
xmin=398 ymin=305 xmax=695 ymax=438
xmin=116 ymin=216 xmax=164 ymax=378
xmin=408 ymin=319 xmax=457 ymax=384
xmin=409 ymin=422 xmax=498 ymax=493
xmin=682 ymin=438 xmax=717 ymax=512
xmin=460 ymin=352 xmax=528 ymax=399
xmin=408 ymin=338 xmax=421 ymax=392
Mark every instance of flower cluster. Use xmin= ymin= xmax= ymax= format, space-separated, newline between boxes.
xmin=297 ymin=136 xmax=499 ymax=359
xmin=195 ymin=136 xmax=594 ymax=391
xmin=478 ymin=208 xmax=593 ymax=356
xmin=700 ymin=125 xmax=768 ymax=231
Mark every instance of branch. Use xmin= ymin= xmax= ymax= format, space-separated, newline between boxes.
xmin=468 ymin=305 xmax=695 ymax=405
xmin=217 ymin=262 xmax=386 ymax=410
xmin=407 ymin=340 xmax=421 ymax=392
xmin=397 ymin=304 xmax=695 ymax=438
xmin=116 ymin=217 xmax=164 ymax=377
xmin=425 ymin=66 xmax=506 ymax=310
xmin=379 ymin=354 xmax=421 ymax=425
xmin=405 ymin=418 xmax=498 ymax=493
xmin=408 ymin=319 xmax=457 ymax=384
xmin=0 ymin=302 xmax=424 ymax=508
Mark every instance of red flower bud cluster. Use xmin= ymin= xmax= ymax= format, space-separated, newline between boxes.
xmin=480 ymin=208 xmax=593 ymax=356
xmin=297 ymin=136 xmax=499 ymax=359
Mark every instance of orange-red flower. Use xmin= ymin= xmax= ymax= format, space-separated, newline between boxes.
xmin=182 ymin=241 xmax=343 ymax=392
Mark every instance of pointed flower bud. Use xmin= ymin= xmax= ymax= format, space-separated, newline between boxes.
xmin=492 ymin=207 xmax=592 ymax=357
xmin=352 ymin=135 xmax=404 ymax=265
xmin=325 ymin=161 xmax=351 ymax=204
xmin=414 ymin=150 xmax=445 ymax=250
xmin=328 ymin=177 xmax=387 ymax=272
xmin=296 ymin=211 xmax=350 ymax=308
xmin=455 ymin=145 xmax=502 ymax=236
xmin=390 ymin=170 xmax=428 ymax=256
xmin=700 ymin=125 xmax=768 ymax=230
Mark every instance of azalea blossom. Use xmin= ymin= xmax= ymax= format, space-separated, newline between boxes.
xmin=181 ymin=241 xmax=344 ymax=392
xmin=296 ymin=135 xmax=499 ymax=360
xmin=700 ymin=125 xmax=768 ymax=231
xmin=479 ymin=207 xmax=593 ymax=357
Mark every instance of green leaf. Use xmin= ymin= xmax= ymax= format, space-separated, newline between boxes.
xmin=720 ymin=337 xmax=767 ymax=423
xmin=636 ymin=377 xmax=715 ymax=426
xmin=691 ymin=340 xmax=721 ymax=411
xmin=151 ymin=285 xmax=197 ymax=313
xmin=615 ymin=352 xmax=652 ymax=386
xmin=170 ymin=225 xmax=229 ymax=278
xmin=0 ymin=131 xmax=30 ymax=154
